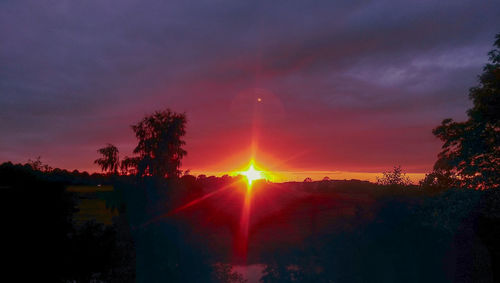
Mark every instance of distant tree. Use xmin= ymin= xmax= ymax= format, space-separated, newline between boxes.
xmin=303 ymin=177 xmax=313 ymax=182
xmin=94 ymin=144 xmax=120 ymax=174
xmin=376 ymin=165 xmax=412 ymax=186
xmin=432 ymin=34 xmax=500 ymax=189
xmin=322 ymin=176 xmax=331 ymax=181
xmin=27 ymin=156 xmax=52 ymax=172
xmin=132 ymin=109 xmax=187 ymax=179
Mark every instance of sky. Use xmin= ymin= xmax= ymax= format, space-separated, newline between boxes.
xmin=1 ymin=0 xmax=499 ymax=181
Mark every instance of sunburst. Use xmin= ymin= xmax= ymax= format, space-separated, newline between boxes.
xmin=240 ymin=162 xmax=263 ymax=187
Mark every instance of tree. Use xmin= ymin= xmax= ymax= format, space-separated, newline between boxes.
xmin=27 ymin=156 xmax=52 ymax=172
xmin=419 ymin=169 xmax=456 ymax=192
xmin=433 ymin=34 xmax=500 ymax=189
xmin=376 ymin=165 xmax=412 ymax=186
xmin=120 ymin=156 xmax=139 ymax=175
xmin=94 ymin=144 xmax=120 ymax=175
xmin=132 ymin=109 xmax=187 ymax=179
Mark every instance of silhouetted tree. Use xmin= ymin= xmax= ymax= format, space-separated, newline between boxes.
xmin=27 ymin=156 xmax=52 ymax=172
xmin=120 ymin=156 xmax=140 ymax=175
xmin=376 ymin=165 xmax=411 ymax=186
xmin=94 ymin=144 xmax=120 ymax=174
xmin=419 ymin=169 xmax=456 ymax=192
xmin=433 ymin=34 xmax=500 ymax=189
xmin=132 ymin=109 xmax=187 ymax=179
xmin=304 ymin=177 xmax=312 ymax=182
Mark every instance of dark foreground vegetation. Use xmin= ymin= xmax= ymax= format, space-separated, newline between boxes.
xmin=2 ymin=35 xmax=498 ymax=282
xmin=2 ymin=162 xmax=500 ymax=282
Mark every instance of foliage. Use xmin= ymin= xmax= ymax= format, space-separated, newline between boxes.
xmin=0 ymin=163 xmax=75 ymax=281
xmin=66 ymin=221 xmax=122 ymax=282
xmin=0 ymin=162 xmax=136 ymax=282
xmin=3 ymin=160 xmax=500 ymax=281
xmin=27 ymin=156 xmax=52 ymax=172
xmin=258 ymin=187 xmax=500 ymax=282
xmin=376 ymin=165 xmax=412 ymax=186
xmin=131 ymin=109 xmax=187 ymax=179
xmin=419 ymin=169 xmax=457 ymax=192
xmin=211 ymin=263 xmax=247 ymax=283
xmin=433 ymin=34 xmax=500 ymax=189
xmin=120 ymin=156 xmax=140 ymax=175
xmin=94 ymin=143 xmax=120 ymax=174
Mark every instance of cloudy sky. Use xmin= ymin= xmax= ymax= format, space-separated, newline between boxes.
xmin=1 ymin=0 xmax=498 ymax=178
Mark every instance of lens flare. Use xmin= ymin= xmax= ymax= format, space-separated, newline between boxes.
xmin=241 ymin=162 xmax=263 ymax=187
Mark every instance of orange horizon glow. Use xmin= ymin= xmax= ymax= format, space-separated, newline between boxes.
xmin=184 ymin=142 xmax=428 ymax=185
xmin=189 ymin=169 xmax=426 ymax=184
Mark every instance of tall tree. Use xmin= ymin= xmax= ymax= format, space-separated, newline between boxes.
xmin=94 ymin=144 xmax=120 ymax=174
xmin=132 ymin=109 xmax=187 ymax=179
xmin=433 ymin=34 xmax=500 ymax=189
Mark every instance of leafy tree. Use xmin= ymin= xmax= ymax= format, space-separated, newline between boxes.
xmin=120 ymin=156 xmax=139 ymax=175
xmin=376 ymin=165 xmax=412 ymax=186
xmin=433 ymin=34 xmax=500 ymax=189
xmin=131 ymin=109 xmax=187 ymax=179
xmin=94 ymin=143 xmax=120 ymax=174
xmin=419 ymin=169 xmax=456 ymax=192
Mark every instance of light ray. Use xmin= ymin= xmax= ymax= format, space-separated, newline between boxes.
xmin=137 ymin=179 xmax=243 ymax=229
xmin=236 ymin=179 xmax=253 ymax=260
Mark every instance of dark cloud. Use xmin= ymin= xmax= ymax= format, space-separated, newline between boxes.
xmin=0 ymin=0 xmax=498 ymax=173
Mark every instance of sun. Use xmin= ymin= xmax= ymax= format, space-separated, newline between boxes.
xmin=241 ymin=163 xmax=263 ymax=187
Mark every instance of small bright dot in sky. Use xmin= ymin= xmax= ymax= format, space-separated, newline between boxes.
xmin=257 ymin=98 xmax=262 ymax=102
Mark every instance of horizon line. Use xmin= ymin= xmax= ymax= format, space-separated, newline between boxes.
xmin=189 ymin=170 xmax=426 ymax=183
